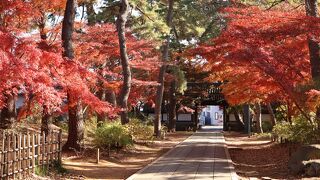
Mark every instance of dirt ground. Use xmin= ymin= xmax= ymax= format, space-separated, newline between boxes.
xmin=224 ymin=131 xmax=303 ymax=180
xmin=61 ymin=131 xmax=193 ymax=180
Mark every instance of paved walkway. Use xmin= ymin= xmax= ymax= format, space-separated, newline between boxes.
xmin=127 ymin=126 xmax=238 ymax=180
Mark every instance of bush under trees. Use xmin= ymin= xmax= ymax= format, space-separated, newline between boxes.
xmin=93 ymin=118 xmax=155 ymax=151
xmin=273 ymin=116 xmax=318 ymax=144
xmin=125 ymin=118 xmax=154 ymax=142
xmin=93 ymin=121 xmax=133 ymax=150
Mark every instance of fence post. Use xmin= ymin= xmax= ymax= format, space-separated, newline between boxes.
xmin=13 ymin=133 xmax=16 ymax=179
xmin=41 ymin=132 xmax=45 ymax=170
xmin=27 ymin=132 xmax=30 ymax=174
xmin=50 ymin=132 xmax=54 ymax=164
xmin=58 ymin=129 xmax=62 ymax=164
xmin=6 ymin=132 xmax=10 ymax=180
xmin=96 ymin=148 xmax=100 ymax=164
xmin=54 ymin=132 xmax=57 ymax=161
xmin=0 ymin=131 xmax=4 ymax=179
xmin=22 ymin=134 xmax=26 ymax=177
xmin=37 ymin=133 xmax=41 ymax=167
xmin=31 ymin=132 xmax=35 ymax=173
xmin=1 ymin=131 xmax=5 ymax=179
xmin=18 ymin=133 xmax=22 ymax=179
xmin=46 ymin=131 xmax=50 ymax=171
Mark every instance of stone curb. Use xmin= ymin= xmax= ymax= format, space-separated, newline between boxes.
xmin=221 ymin=132 xmax=239 ymax=180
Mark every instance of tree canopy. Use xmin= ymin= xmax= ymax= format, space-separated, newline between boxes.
xmin=1 ymin=0 xmax=320 ymax=146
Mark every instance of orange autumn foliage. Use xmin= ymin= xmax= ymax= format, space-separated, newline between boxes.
xmin=188 ymin=6 xmax=320 ymax=110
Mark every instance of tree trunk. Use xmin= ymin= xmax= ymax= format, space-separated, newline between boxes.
xmin=243 ymin=104 xmax=251 ymax=134
xmin=232 ymin=107 xmax=244 ymax=130
xmin=41 ymin=113 xmax=52 ymax=135
xmin=96 ymin=88 xmax=106 ymax=126
xmin=63 ymin=95 xmax=84 ymax=151
xmin=96 ymin=88 xmax=116 ymax=126
xmin=39 ymin=17 xmax=47 ymax=40
xmin=254 ymin=103 xmax=263 ymax=133
xmin=106 ymin=89 xmax=117 ymax=106
xmin=154 ymin=66 xmax=166 ymax=137
xmin=193 ymin=105 xmax=198 ymax=131
xmin=116 ymin=0 xmax=131 ymax=125
xmin=305 ymin=0 xmax=320 ymax=129
xmin=85 ymin=0 xmax=107 ymax=127
xmin=41 ymin=106 xmax=53 ymax=135
xmin=287 ymin=104 xmax=293 ymax=124
xmin=61 ymin=0 xmax=84 ymax=151
xmin=168 ymin=81 xmax=177 ymax=132
xmin=85 ymin=1 xmax=96 ymax=25
xmin=266 ymin=103 xmax=276 ymax=127
xmin=305 ymin=0 xmax=318 ymax=17
xmin=62 ymin=0 xmax=75 ymax=59
xmin=96 ymin=73 xmax=116 ymax=126
xmin=38 ymin=18 xmax=52 ymax=135
xmin=154 ymin=0 xmax=174 ymax=138
xmin=0 ymin=94 xmax=16 ymax=129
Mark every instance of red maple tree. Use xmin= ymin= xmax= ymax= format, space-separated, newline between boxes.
xmin=187 ymin=6 xmax=320 ymax=116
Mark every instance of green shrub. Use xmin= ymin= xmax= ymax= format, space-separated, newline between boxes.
xmin=254 ymin=132 xmax=272 ymax=140
xmin=273 ymin=121 xmax=291 ymax=140
xmin=273 ymin=116 xmax=317 ymax=144
xmin=125 ymin=119 xmax=154 ymax=142
xmin=145 ymin=116 xmax=155 ymax=126
xmin=93 ymin=121 xmax=133 ymax=149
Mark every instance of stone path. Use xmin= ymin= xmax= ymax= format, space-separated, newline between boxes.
xmin=127 ymin=126 xmax=238 ymax=180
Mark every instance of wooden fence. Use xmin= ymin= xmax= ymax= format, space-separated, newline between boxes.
xmin=0 ymin=129 xmax=62 ymax=179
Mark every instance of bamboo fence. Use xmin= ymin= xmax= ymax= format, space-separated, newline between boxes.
xmin=0 ymin=129 xmax=62 ymax=179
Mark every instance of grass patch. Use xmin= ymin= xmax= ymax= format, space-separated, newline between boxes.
xmin=35 ymin=160 xmax=68 ymax=177
xmin=253 ymin=132 xmax=273 ymax=140
xmin=35 ymin=166 xmax=48 ymax=177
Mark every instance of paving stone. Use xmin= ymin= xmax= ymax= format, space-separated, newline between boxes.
xmin=126 ymin=126 xmax=236 ymax=180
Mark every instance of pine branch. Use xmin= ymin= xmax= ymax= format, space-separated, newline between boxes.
xmin=266 ymin=0 xmax=285 ymax=10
